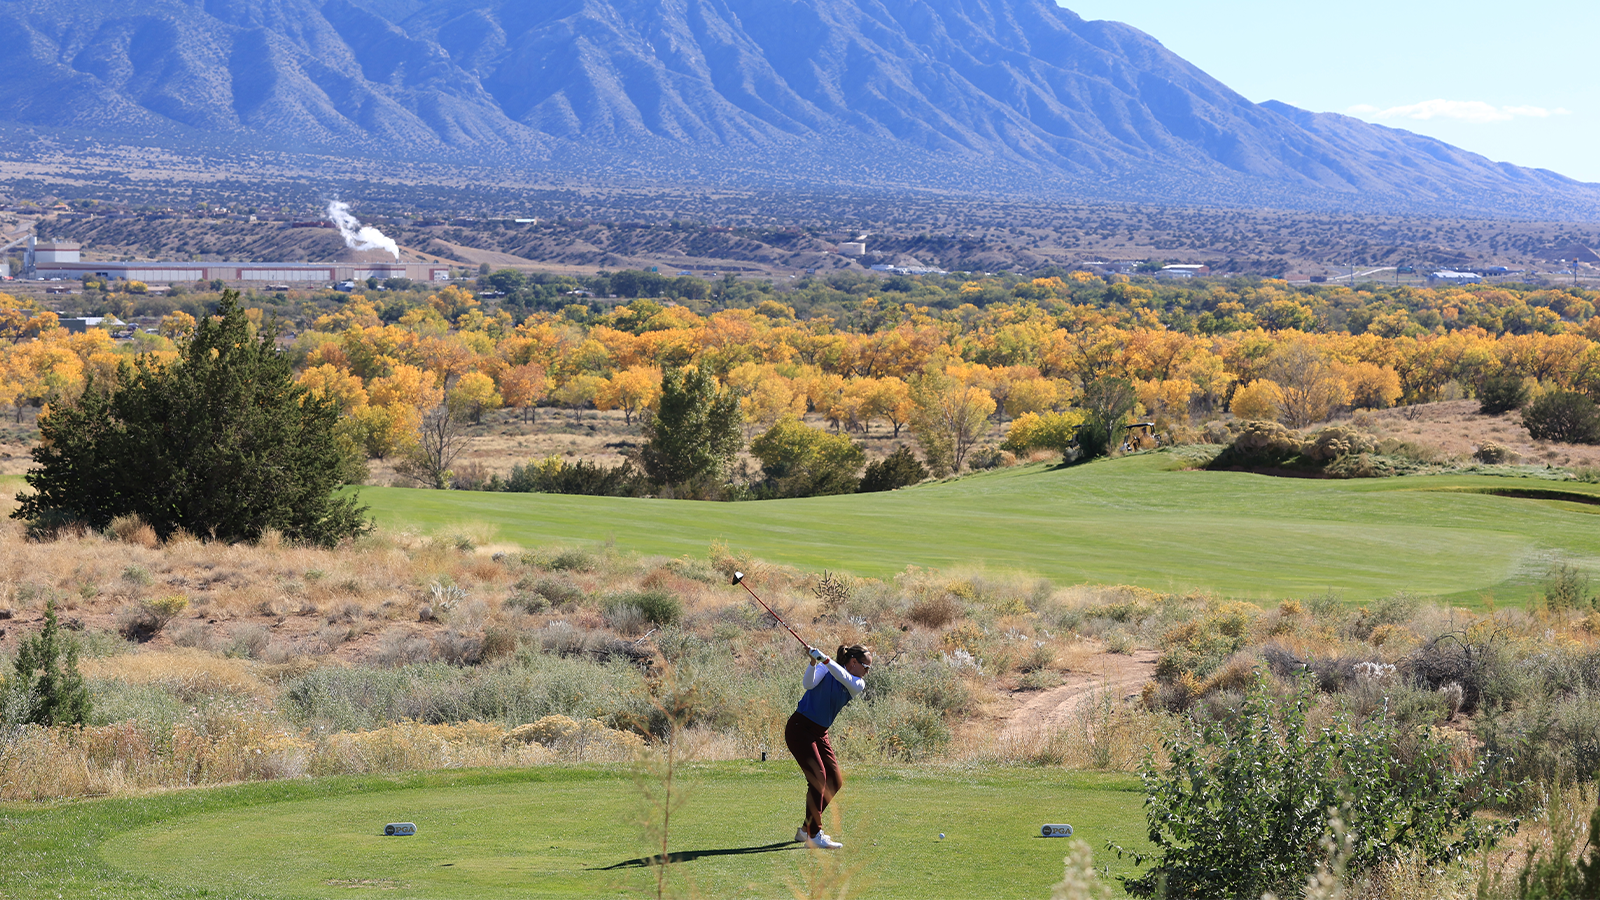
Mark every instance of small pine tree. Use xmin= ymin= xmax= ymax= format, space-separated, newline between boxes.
xmin=13 ymin=599 xmax=91 ymax=726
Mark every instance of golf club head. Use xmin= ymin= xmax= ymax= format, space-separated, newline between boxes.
xmin=731 ymin=571 xmax=745 ymax=585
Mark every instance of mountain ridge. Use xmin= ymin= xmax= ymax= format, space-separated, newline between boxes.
xmin=0 ymin=0 xmax=1595 ymax=219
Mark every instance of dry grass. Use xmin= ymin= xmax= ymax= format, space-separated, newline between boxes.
xmin=1352 ymin=399 xmax=1600 ymax=468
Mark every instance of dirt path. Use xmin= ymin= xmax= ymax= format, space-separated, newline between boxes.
xmin=995 ymin=648 xmax=1159 ymax=743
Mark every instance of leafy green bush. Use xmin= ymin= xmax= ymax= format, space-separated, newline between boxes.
xmin=1112 ymin=675 xmax=1514 ymax=899
xmin=1523 ymin=390 xmax=1600 ymax=444
xmin=749 ymin=416 xmax=865 ymax=498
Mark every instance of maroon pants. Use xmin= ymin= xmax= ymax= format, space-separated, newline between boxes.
xmin=785 ymin=710 xmax=843 ymax=835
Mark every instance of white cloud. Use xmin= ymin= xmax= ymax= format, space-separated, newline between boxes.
xmin=1347 ymin=100 xmax=1571 ymax=123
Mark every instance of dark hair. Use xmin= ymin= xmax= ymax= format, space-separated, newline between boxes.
xmin=835 ymin=644 xmax=872 ymax=665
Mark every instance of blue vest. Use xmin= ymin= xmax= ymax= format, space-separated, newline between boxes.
xmin=796 ymin=669 xmax=854 ymax=728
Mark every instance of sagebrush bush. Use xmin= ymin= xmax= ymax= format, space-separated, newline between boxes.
xmin=280 ymin=655 xmax=653 ymax=733
xmin=608 ymin=589 xmax=683 ymax=627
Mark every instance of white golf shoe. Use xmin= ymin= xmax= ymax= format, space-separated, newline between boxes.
xmin=808 ymin=831 xmax=843 ymax=850
xmin=795 ymin=826 xmax=809 ymax=844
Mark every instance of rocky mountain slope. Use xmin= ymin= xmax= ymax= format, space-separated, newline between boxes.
xmin=1 ymin=0 xmax=1595 ymax=217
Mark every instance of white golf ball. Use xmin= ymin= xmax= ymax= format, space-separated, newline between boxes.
xmin=938 ymin=833 xmax=945 ymax=839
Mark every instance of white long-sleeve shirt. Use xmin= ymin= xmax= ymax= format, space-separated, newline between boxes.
xmin=803 ymin=658 xmax=865 ymax=697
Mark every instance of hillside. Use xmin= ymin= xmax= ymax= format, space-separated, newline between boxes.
xmin=0 ymin=0 xmax=1594 ymax=218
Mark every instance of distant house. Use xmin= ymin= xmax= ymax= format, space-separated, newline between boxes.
xmin=60 ymin=317 xmax=111 ymax=332
xmin=1156 ymin=264 xmax=1210 ymax=280
xmin=1427 ymin=270 xmax=1482 ymax=285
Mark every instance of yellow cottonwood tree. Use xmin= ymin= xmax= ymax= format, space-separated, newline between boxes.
xmin=596 ymin=366 xmax=662 ymax=425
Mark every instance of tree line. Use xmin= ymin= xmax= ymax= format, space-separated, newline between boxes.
xmin=7 ymin=271 xmax=1600 ymax=509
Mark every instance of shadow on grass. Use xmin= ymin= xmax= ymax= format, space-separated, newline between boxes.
xmin=594 ymin=840 xmax=802 ymax=870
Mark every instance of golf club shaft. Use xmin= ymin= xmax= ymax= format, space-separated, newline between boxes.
xmin=735 ymin=579 xmax=811 ymax=651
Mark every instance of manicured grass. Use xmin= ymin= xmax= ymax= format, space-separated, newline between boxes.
xmin=358 ymin=454 xmax=1600 ymax=604
xmin=0 ymin=765 xmax=1147 ymax=900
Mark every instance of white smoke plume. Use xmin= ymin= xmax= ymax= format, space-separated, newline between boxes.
xmin=326 ymin=200 xmax=400 ymax=259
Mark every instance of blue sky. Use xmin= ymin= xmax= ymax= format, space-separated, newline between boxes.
xmin=1061 ymin=1 xmax=1600 ymax=185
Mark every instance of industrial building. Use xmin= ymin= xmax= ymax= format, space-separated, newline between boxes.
xmin=24 ymin=240 xmax=450 ymax=284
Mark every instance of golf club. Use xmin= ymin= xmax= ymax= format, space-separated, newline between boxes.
xmin=731 ymin=571 xmax=812 ymax=651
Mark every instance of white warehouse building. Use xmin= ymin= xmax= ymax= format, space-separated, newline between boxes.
xmin=29 ymin=242 xmax=449 ymax=284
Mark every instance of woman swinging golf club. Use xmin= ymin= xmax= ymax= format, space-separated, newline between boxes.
xmin=728 ymin=573 xmax=870 ymax=849
xmin=786 ymin=642 xmax=872 ymax=850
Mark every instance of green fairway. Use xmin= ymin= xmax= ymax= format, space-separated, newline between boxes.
xmin=359 ymin=455 xmax=1600 ymax=603
xmin=0 ymin=765 xmax=1147 ymax=900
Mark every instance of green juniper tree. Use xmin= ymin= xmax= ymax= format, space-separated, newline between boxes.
xmin=10 ymin=599 xmax=91 ymax=726
xmin=639 ymin=366 xmax=742 ymax=492
xmin=13 ymin=291 xmax=371 ymax=546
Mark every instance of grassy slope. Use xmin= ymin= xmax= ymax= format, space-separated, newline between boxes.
xmin=0 ymin=766 xmax=1146 ymax=900
xmin=358 ymin=454 xmax=1600 ymax=604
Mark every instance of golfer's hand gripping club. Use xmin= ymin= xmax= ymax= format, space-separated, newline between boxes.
xmin=730 ymin=571 xmax=811 ymax=650
xmin=809 ymin=646 xmax=825 ymax=662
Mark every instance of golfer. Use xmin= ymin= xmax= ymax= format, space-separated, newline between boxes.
xmin=786 ymin=643 xmax=872 ymax=849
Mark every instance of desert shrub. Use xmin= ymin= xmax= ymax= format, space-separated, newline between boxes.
xmin=1348 ymin=592 xmax=1422 ymax=640
xmin=224 ymin=624 xmax=272 ymax=660
xmin=859 ymin=444 xmax=928 ymax=492
xmin=1479 ymin=373 xmax=1532 ymax=415
xmin=1409 ymin=628 xmax=1515 ymax=715
xmin=507 ymin=575 xmax=584 ymax=613
xmin=1301 ymin=425 xmax=1377 ymax=462
xmin=606 ymin=590 xmax=682 ymax=627
xmin=1376 ymin=437 xmax=1447 ymax=464
xmin=1478 ymin=672 xmax=1600 ymax=798
xmin=117 ymin=595 xmax=189 ymax=642
xmin=1153 ymin=602 xmax=1260 ymax=688
xmin=1544 ymin=563 xmax=1593 ymax=612
xmin=864 ymin=652 xmax=972 ymax=718
xmin=502 ymin=714 xmax=644 ymax=756
xmin=1524 ymin=390 xmax=1600 ymax=444
xmin=833 ymin=693 xmax=950 ymax=761
xmin=1112 ymin=675 xmax=1515 ymax=899
xmin=85 ymin=679 xmax=189 ymax=733
xmin=544 ymin=547 xmax=597 ymax=572
xmin=281 ymin=654 xmax=651 ymax=733
xmin=1476 ymin=441 xmax=1514 ymax=463
xmin=965 ymin=446 xmax=1004 ymax=470
xmin=907 ymin=593 xmax=963 ymax=629
xmin=107 ymin=514 xmax=159 ymax=547
xmin=1206 ymin=420 xmax=1305 ymax=469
